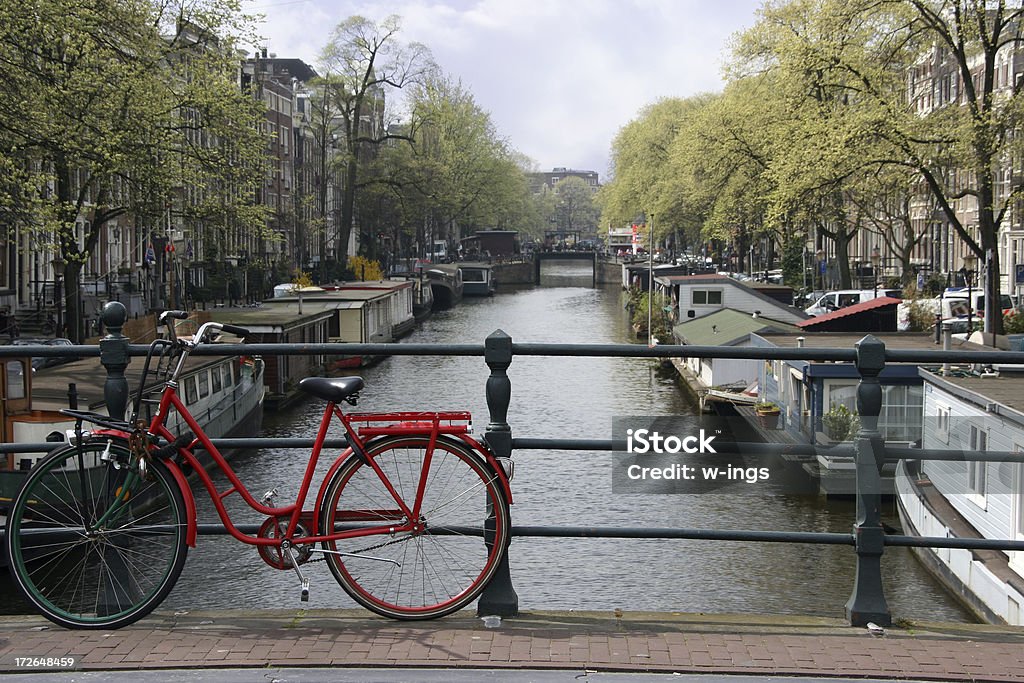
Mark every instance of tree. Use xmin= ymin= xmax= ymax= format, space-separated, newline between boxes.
xmin=318 ymin=15 xmax=435 ymax=272
xmin=601 ymin=97 xmax=710 ymax=246
xmin=0 ymin=0 xmax=268 ymax=341
xmin=896 ymin=0 xmax=1024 ymax=334
xmin=401 ymin=74 xmax=527 ymax=251
xmin=552 ymin=177 xmax=599 ymax=234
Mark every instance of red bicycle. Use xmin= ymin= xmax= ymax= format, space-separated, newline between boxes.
xmin=4 ymin=311 xmax=513 ymax=629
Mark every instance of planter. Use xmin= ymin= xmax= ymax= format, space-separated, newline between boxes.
xmin=755 ymin=406 xmax=781 ymax=430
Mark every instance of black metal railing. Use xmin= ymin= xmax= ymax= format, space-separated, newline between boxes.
xmin=3 ymin=301 xmax=1024 ymax=626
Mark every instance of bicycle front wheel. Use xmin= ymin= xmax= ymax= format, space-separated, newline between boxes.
xmin=5 ymin=439 xmax=188 ymax=629
xmin=320 ymin=435 xmax=510 ymax=619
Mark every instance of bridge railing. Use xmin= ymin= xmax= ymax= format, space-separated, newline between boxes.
xmin=3 ymin=301 xmax=1024 ymax=626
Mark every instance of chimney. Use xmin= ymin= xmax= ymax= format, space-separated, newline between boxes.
xmin=796 ymin=337 xmax=805 ymax=347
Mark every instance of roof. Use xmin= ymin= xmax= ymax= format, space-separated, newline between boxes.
xmin=672 ymin=309 xmax=799 ymax=347
xmin=755 ymin=330 xmax=976 ymax=352
xmin=919 ymin=368 xmax=1024 ymax=428
xmin=797 ymin=296 xmax=901 ymax=328
xmin=271 ymin=289 xmax=393 ymax=303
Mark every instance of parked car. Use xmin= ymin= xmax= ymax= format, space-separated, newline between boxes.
xmin=804 ymin=289 xmax=902 ymax=317
xmin=11 ymin=337 xmax=80 ymax=371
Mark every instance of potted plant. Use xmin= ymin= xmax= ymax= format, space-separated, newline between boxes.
xmin=754 ymin=401 xmax=781 ymax=430
xmin=822 ymin=403 xmax=859 ymax=441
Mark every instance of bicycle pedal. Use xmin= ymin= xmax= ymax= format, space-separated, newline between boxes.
xmin=300 ymin=578 xmax=310 ymax=602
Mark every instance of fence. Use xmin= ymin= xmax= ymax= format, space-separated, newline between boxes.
xmin=2 ymin=301 xmax=1024 ymax=626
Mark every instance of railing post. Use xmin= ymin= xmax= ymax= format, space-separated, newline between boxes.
xmin=845 ymin=334 xmax=891 ymax=627
xmin=99 ymin=301 xmax=131 ymax=420
xmin=478 ymin=329 xmax=519 ymax=617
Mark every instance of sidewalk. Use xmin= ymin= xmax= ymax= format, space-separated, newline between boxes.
xmin=0 ymin=609 xmax=1022 ymax=681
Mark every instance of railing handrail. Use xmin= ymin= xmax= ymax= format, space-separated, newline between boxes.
xmin=3 ymin=339 xmax=1023 ymax=366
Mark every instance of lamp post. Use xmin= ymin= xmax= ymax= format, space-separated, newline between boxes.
xmin=51 ymin=257 xmax=64 ymax=338
xmin=870 ymin=246 xmax=881 ymax=297
xmin=960 ymin=252 xmax=978 ymax=335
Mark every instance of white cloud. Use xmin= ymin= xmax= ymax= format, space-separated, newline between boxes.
xmin=247 ymin=0 xmax=764 ymax=177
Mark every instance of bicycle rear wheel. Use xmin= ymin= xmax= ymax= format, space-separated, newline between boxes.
xmin=320 ymin=435 xmax=510 ymax=619
xmin=5 ymin=439 xmax=188 ymax=629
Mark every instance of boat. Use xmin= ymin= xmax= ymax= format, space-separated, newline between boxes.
xmin=0 ymin=350 xmax=266 ymax=515
xmin=459 ymin=263 xmax=496 ymax=296
xmin=425 ymin=265 xmax=464 ymax=310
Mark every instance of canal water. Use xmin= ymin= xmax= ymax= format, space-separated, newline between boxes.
xmin=157 ymin=262 xmax=972 ymax=622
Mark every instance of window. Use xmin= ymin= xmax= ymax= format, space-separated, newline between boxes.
xmin=825 ymin=381 xmax=923 ymax=442
xmin=879 ymin=385 xmax=923 ymax=442
xmin=936 ymin=404 xmax=950 ymax=444
xmin=198 ymin=371 xmax=210 ymax=399
xmin=692 ymin=290 xmax=723 ymax=306
xmin=185 ymin=376 xmax=198 ymax=405
xmin=211 ymin=365 xmax=222 ymax=394
xmin=968 ymin=425 xmax=987 ymax=506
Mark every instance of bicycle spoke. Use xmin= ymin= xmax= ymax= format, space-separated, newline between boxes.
xmin=321 ymin=436 xmax=509 ymax=619
xmin=6 ymin=443 xmax=188 ymax=629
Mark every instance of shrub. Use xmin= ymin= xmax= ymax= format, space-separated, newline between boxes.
xmin=822 ymin=403 xmax=859 ymax=441
xmin=1004 ymin=309 xmax=1024 ymax=334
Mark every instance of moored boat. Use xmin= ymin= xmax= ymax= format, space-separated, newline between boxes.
xmin=459 ymin=263 xmax=496 ymax=297
xmin=0 ymin=351 xmax=265 ymax=515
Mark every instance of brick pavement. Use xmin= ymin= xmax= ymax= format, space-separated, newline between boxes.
xmin=0 ymin=609 xmax=1021 ymax=680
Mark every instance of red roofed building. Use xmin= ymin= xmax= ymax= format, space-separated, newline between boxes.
xmin=796 ymin=296 xmax=901 ymax=332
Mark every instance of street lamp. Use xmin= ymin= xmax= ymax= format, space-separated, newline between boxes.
xmin=51 ymin=257 xmax=64 ymax=338
xmin=870 ymin=246 xmax=881 ymax=297
xmin=960 ymin=252 xmax=978 ymax=335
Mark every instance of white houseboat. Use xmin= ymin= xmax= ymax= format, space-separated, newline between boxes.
xmin=896 ymin=366 xmax=1024 ymax=625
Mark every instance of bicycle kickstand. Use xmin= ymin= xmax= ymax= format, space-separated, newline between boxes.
xmin=281 ymin=541 xmax=310 ymax=602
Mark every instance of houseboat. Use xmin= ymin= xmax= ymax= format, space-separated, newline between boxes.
xmin=668 ymin=308 xmax=799 ymax=410
xmin=0 ymin=348 xmax=265 ymax=513
xmin=211 ymin=308 xmax=332 ymax=408
xmin=459 ymin=263 xmax=496 ymax=297
xmin=896 ymin=365 xmax=1024 ymax=625
xmin=324 ymin=280 xmax=416 ymax=338
xmin=747 ymin=331 xmax=932 ymax=495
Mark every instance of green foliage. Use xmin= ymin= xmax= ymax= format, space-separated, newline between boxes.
xmin=629 ymin=291 xmax=672 ymax=341
xmin=0 ymin=0 xmax=268 ymax=340
xmin=1004 ymin=310 xmax=1024 ymax=335
xmin=822 ymin=403 xmax=859 ymax=442
xmin=780 ymin=234 xmax=805 ymax=288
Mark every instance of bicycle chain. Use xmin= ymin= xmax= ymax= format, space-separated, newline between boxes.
xmin=312 ymin=531 xmax=415 ymax=564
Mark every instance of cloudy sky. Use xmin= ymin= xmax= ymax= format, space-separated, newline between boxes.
xmin=247 ymin=0 xmax=765 ymax=179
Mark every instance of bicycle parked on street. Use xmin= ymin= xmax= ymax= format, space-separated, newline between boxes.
xmin=4 ymin=311 xmax=513 ymax=629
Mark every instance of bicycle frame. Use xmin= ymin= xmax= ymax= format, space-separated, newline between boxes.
xmin=146 ymin=381 xmax=513 ymax=555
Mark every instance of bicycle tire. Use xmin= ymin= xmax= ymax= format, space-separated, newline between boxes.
xmin=5 ymin=439 xmax=188 ymax=629
xmin=319 ymin=435 xmax=510 ymax=619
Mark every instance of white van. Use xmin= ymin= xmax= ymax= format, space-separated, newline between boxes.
xmin=804 ymin=289 xmax=902 ymax=317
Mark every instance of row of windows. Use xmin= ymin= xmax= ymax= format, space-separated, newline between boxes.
xmin=182 ymin=362 xmax=234 ymax=405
